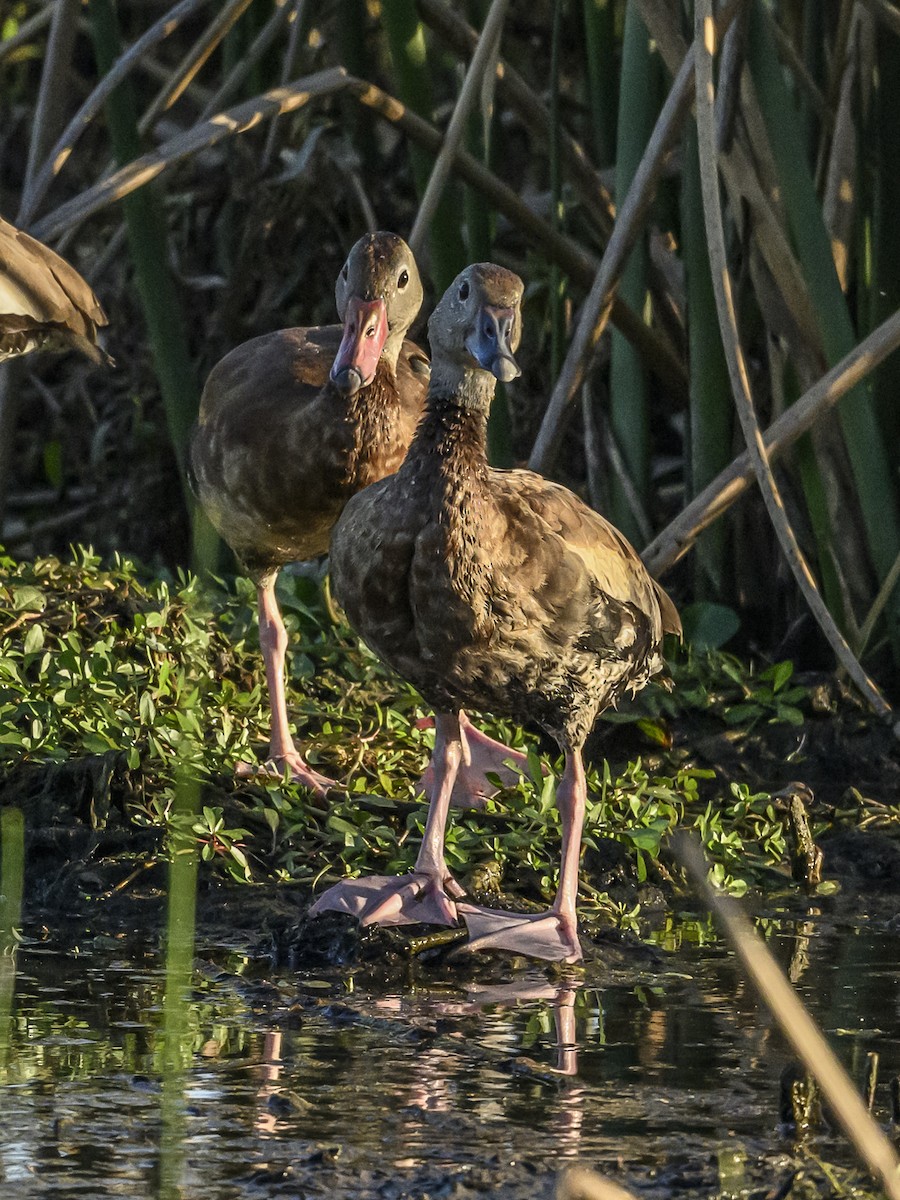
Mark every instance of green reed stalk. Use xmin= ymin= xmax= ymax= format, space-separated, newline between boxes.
xmin=581 ymin=0 xmax=616 ymax=167
xmin=607 ymin=2 xmax=656 ymax=545
xmin=682 ymin=125 xmax=731 ymax=596
xmin=549 ymin=0 xmax=566 ymax=384
xmin=747 ymin=0 xmax=900 ymax=653
xmin=86 ymin=0 xmax=199 ymax=483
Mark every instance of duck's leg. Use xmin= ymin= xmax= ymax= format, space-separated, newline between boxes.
xmin=459 ymin=748 xmax=585 ymax=963
xmin=236 ymin=574 xmax=337 ymax=795
xmin=417 ymin=711 xmax=540 ymax=810
xmin=310 ymin=712 xmax=465 ymax=927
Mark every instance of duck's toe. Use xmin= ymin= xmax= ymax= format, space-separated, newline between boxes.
xmin=458 ymin=903 xmax=583 ymax=963
xmin=309 ymin=873 xmax=461 ymax=928
xmin=235 ymin=754 xmax=338 ymax=796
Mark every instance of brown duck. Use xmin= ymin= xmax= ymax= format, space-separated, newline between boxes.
xmin=190 ymin=233 xmax=529 ymax=798
xmin=311 ymin=263 xmax=680 ymax=962
xmin=0 ymin=214 xmax=109 ymax=363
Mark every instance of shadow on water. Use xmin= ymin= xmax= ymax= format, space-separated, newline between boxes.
xmin=0 ymin=808 xmax=899 ymax=1199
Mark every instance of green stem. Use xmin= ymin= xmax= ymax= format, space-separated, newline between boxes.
xmin=608 ymin=2 xmax=657 ymax=545
xmin=582 ymin=0 xmax=616 ymax=167
xmin=748 ymin=0 xmax=900 ymax=652
xmin=87 ymin=0 xmax=200 ymax=488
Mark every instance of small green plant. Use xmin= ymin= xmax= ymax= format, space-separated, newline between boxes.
xmin=0 ymin=545 xmax=858 ymax=921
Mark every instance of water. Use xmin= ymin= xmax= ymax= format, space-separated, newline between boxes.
xmin=0 ymin=907 xmax=897 ymax=1199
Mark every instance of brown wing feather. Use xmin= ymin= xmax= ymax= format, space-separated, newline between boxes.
xmin=0 ymin=216 xmax=108 ymax=362
xmin=491 ymin=468 xmax=679 ymax=634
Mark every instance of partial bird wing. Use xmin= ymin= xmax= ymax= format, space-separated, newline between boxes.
xmin=0 ymin=216 xmax=109 ymax=363
xmin=493 ymin=468 xmax=680 ymax=635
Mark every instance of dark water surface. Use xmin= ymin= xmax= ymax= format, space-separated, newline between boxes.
xmin=0 ymin=908 xmax=898 ymax=1199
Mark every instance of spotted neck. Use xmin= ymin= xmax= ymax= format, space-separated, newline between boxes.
xmin=341 ymin=359 xmax=403 ymax=488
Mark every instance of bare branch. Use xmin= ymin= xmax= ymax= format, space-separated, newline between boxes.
xmin=642 ymin=306 xmax=900 ymax=575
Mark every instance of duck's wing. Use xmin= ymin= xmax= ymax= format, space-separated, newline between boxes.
xmin=394 ymin=339 xmax=429 ymax=417
xmin=495 ymin=470 xmax=679 ymax=629
xmin=0 ymin=216 xmax=109 ymax=362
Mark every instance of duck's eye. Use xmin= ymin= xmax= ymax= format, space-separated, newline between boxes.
xmin=458 ymin=280 xmax=470 ymax=301
xmin=341 ymin=264 xmax=349 ymax=281
xmin=398 ymin=269 xmax=409 ymax=289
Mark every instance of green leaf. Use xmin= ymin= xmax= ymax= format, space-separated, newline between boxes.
xmin=12 ymin=586 xmax=45 ymax=613
xmin=23 ymin=623 xmax=44 ymax=655
xmin=766 ymin=661 xmax=794 ymax=693
xmin=139 ymin=692 xmax=156 ymax=725
xmin=679 ymin=602 xmax=740 ymax=651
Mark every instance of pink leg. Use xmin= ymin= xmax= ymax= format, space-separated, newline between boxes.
xmin=417 ymin=711 xmax=542 ymax=810
xmin=236 ymin=576 xmax=337 ymax=795
xmin=310 ymin=712 xmax=466 ymax=927
xmin=459 ymin=748 xmax=585 ymax=963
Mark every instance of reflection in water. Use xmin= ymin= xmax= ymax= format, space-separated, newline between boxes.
xmin=159 ymin=783 xmax=200 ymax=1200
xmin=0 ymin=904 xmax=897 ymax=1198
xmin=0 ymin=808 xmax=24 ymax=1083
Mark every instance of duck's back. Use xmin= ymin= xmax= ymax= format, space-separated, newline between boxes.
xmin=190 ymin=327 xmax=428 ymax=575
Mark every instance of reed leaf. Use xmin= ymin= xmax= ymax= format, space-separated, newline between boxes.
xmin=868 ymin=30 xmax=900 ymax=453
xmin=747 ymin=1 xmax=900 ymax=646
xmin=460 ymin=0 xmax=510 ymax=466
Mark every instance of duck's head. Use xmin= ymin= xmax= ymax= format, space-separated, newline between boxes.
xmin=428 ymin=263 xmax=522 ymax=394
xmin=330 ymin=231 xmax=423 ymax=396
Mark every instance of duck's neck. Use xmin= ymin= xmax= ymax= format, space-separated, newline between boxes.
xmin=407 ymin=376 xmax=492 ymax=490
xmin=342 ymin=359 xmax=401 ymax=486
xmin=405 ymin=375 xmax=497 ymax=609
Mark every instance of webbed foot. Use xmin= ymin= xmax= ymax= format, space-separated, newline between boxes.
xmin=458 ymin=902 xmax=583 ymax=963
xmin=310 ymin=871 xmax=464 ymax=927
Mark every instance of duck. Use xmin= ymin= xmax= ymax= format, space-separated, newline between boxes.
xmin=0 ymin=214 xmax=109 ymax=363
xmin=311 ymin=262 xmax=680 ymax=962
xmin=190 ymin=233 xmax=531 ymax=801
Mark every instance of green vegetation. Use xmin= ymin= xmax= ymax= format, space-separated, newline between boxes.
xmin=1 ymin=546 xmax=885 ymax=924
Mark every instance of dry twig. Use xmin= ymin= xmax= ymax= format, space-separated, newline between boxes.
xmin=642 ymin=306 xmax=900 ymax=575
xmin=18 ymin=0 xmax=216 ymax=226
xmin=527 ymin=45 xmax=698 ymax=474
